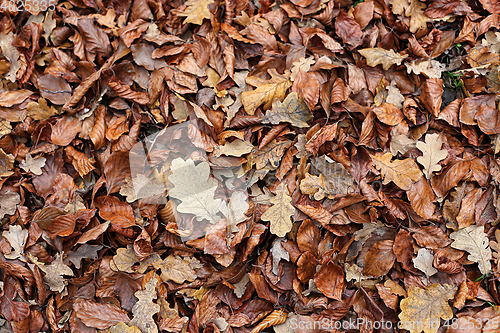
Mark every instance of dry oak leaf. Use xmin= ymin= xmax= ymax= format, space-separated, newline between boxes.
xmin=261 ymin=183 xmax=295 ymax=237
xmin=416 ymin=133 xmax=448 ymax=179
xmin=214 ymin=139 xmax=254 ymax=157
xmin=450 ymin=225 xmax=492 ymax=275
xmin=262 ymin=92 xmax=313 ymax=128
xmin=0 ymin=149 xmax=15 ymax=178
xmin=129 ymin=278 xmax=160 ymax=333
xmin=32 ymin=253 xmax=74 ymax=293
xmin=101 ymin=322 xmax=141 ymax=333
xmin=390 ymin=134 xmax=417 ymax=156
xmin=300 ymin=173 xmax=333 ymax=200
xmin=152 ymin=255 xmax=197 ymax=284
xmin=399 ymin=284 xmax=457 ymax=333
xmin=111 ymin=244 xmax=140 ymax=273
xmin=73 ymin=299 xmax=130 ymax=330
xmin=3 ymin=224 xmax=28 ymax=260
xmin=168 ymin=157 xmax=222 ymax=224
xmin=65 ymin=244 xmax=103 ymax=269
xmin=220 ymin=190 xmax=250 ymax=240
xmin=241 ymin=69 xmax=292 ymax=115
xmin=177 ymin=0 xmax=214 ymax=25
xmin=359 ymin=48 xmax=409 ymax=70
xmin=20 ymin=153 xmax=46 ymax=175
xmin=371 ymin=153 xmax=422 ymax=190
xmin=27 ymin=98 xmax=58 ymax=120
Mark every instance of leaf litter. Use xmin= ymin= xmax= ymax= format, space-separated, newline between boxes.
xmin=1 ymin=0 xmax=500 ymax=332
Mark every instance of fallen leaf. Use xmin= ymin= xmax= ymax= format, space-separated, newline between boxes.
xmin=261 ymin=183 xmax=295 ymax=237
xmin=168 ymin=157 xmax=222 ymax=224
xmin=416 ymin=133 xmax=448 ymax=179
xmin=262 ymin=92 xmax=313 ymax=128
xmin=241 ymin=69 xmax=292 ymax=115
xmin=20 ymin=153 xmax=46 ymax=175
xmin=152 ymin=255 xmax=197 ymax=284
xmin=371 ymin=153 xmax=422 ymax=190
xmin=399 ymin=284 xmax=457 ymax=333
xmin=129 ymin=277 xmax=161 ymax=333
xmin=413 ymin=248 xmax=438 ymax=278
xmin=73 ymin=299 xmax=130 ymax=330
xmin=32 ymin=253 xmax=74 ymax=293
xmin=450 ymin=225 xmax=492 ymax=275
xmin=359 ymin=48 xmax=409 ymax=70
xmin=3 ymin=225 xmax=28 ymax=260
xmin=177 ymin=0 xmax=215 ymax=25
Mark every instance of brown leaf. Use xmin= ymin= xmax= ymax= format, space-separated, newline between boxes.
xmin=372 ymin=103 xmax=404 ymax=126
xmin=0 ymin=89 xmax=33 ymax=107
xmin=73 ymin=299 xmax=130 ymax=330
xmin=411 ymin=226 xmax=452 ymax=249
xmin=363 ymin=240 xmax=396 ymax=277
xmin=51 ymin=116 xmax=81 ymax=146
xmin=314 ymin=262 xmax=344 ymax=300
xmin=420 ymin=78 xmax=443 ymax=117
xmin=95 ymin=196 xmax=135 ymax=228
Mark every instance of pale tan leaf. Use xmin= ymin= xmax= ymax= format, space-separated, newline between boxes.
xmin=261 ymin=183 xmax=295 ymax=237
xmin=359 ymin=48 xmax=408 ymax=70
xmin=416 ymin=133 xmax=448 ymax=179
xmin=371 ymin=153 xmax=422 ymax=190
xmin=399 ymin=284 xmax=457 ymax=333
xmin=450 ymin=225 xmax=492 ymax=275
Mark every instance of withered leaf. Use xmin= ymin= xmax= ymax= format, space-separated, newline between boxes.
xmin=177 ymin=0 xmax=215 ymax=25
xmin=168 ymin=158 xmax=222 ymax=224
xmin=416 ymin=133 xmax=448 ymax=179
xmin=371 ymin=153 xmax=422 ymax=190
xmin=242 ymin=69 xmax=292 ymax=115
xmin=399 ymin=284 xmax=457 ymax=333
xmin=261 ymin=183 xmax=295 ymax=237
xmin=129 ymin=277 xmax=160 ymax=333
xmin=152 ymin=255 xmax=197 ymax=284
xmin=31 ymin=253 xmax=74 ymax=293
xmin=73 ymin=299 xmax=130 ymax=329
xmin=359 ymin=48 xmax=409 ymax=70
xmin=262 ymin=92 xmax=313 ymax=128
xmin=450 ymin=225 xmax=492 ymax=275
xmin=3 ymin=225 xmax=28 ymax=260
xmin=20 ymin=153 xmax=46 ymax=175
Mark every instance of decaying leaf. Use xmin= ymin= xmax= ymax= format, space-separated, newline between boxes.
xmin=413 ymin=248 xmax=438 ymax=278
xmin=3 ymin=225 xmax=28 ymax=260
xmin=177 ymin=0 xmax=214 ymax=25
xmin=242 ymin=69 xmax=292 ymax=115
xmin=31 ymin=253 xmax=74 ymax=293
xmin=416 ymin=133 xmax=448 ymax=178
xmin=20 ymin=153 xmax=46 ymax=175
xmin=399 ymin=284 xmax=457 ymax=333
xmin=371 ymin=153 xmax=422 ymax=190
xmin=168 ymin=158 xmax=222 ymax=224
xmin=359 ymin=48 xmax=409 ymax=70
xmin=261 ymin=183 xmax=295 ymax=237
xmin=262 ymin=92 xmax=313 ymax=128
xmin=129 ymin=277 xmax=160 ymax=333
xmin=450 ymin=225 xmax=492 ymax=275
xmin=152 ymin=255 xmax=197 ymax=284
